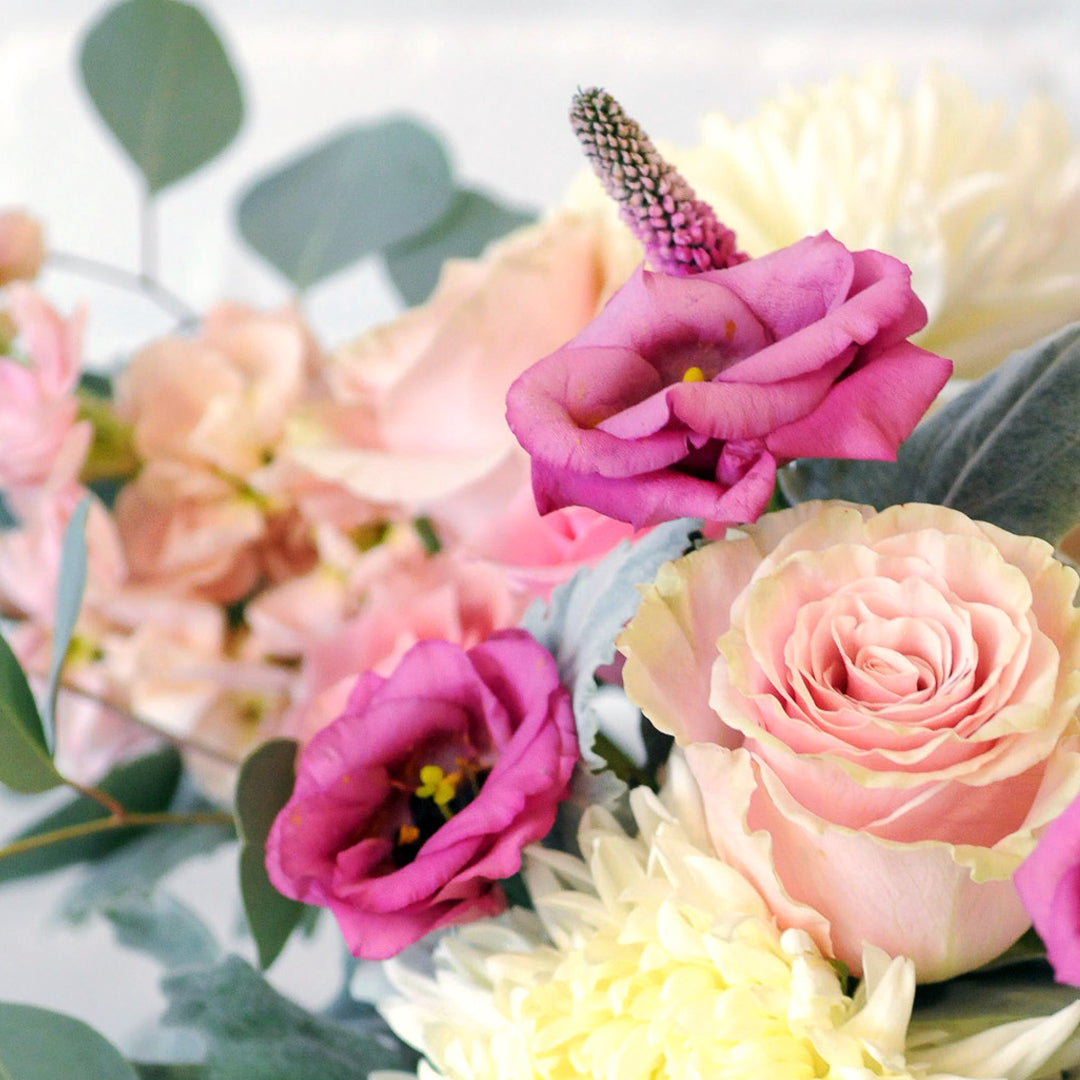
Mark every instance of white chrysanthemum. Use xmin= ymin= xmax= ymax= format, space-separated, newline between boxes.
xmin=376 ymin=782 xmax=1080 ymax=1080
xmin=570 ymin=68 xmax=1080 ymax=381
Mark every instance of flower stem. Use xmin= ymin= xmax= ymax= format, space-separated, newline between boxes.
xmin=65 ymin=780 xmax=126 ymax=818
xmin=0 ymin=810 xmax=236 ymax=863
xmin=47 ymin=250 xmax=197 ymax=324
xmin=56 ymin=682 xmax=245 ymax=768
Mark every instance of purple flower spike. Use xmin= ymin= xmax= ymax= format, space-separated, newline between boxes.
xmin=570 ymin=87 xmax=748 ymax=275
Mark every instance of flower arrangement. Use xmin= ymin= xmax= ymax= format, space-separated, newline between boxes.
xmin=5 ymin=4 xmax=1080 ymax=1079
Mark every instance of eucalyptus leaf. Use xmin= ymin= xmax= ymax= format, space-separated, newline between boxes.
xmin=384 ymin=188 xmax=536 ymax=305
xmin=237 ymin=119 xmax=454 ymax=291
xmin=102 ymin=890 xmax=220 ymax=970
xmin=160 ymin=955 xmax=420 ymax=1080
xmin=522 ymin=518 xmax=700 ymax=768
xmin=235 ymin=739 xmax=305 ymax=969
xmin=134 ymin=1066 xmax=206 ymax=1080
xmin=0 ymin=746 xmax=182 ymax=883
xmin=0 ymin=630 xmax=63 ymax=794
xmin=44 ymin=495 xmax=90 ymax=745
xmin=80 ymin=0 xmax=243 ymax=194
xmin=780 ymin=322 xmax=1080 ymax=545
xmin=0 ymin=1001 xmax=139 ymax=1080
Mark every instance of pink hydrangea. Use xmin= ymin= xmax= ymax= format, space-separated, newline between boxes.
xmin=266 ymin=630 xmax=578 ymax=959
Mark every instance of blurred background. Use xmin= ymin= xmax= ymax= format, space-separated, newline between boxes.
xmin=2 ymin=0 xmax=1079 ymax=1054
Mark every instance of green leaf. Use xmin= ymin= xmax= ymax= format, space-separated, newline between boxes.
xmin=160 ymin=956 xmax=420 ymax=1080
xmin=0 ymin=746 xmax=182 ymax=883
xmin=103 ymin=890 xmax=220 ymax=970
xmin=79 ymin=0 xmax=244 ymax=194
xmin=0 ymin=631 xmax=63 ymax=794
xmin=44 ymin=495 xmax=90 ymax=745
xmin=234 ymin=739 xmax=305 ymax=969
xmin=780 ymin=323 xmax=1080 ymax=545
xmin=134 ymin=1067 xmax=206 ymax=1080
xmin=237 ymin=119 xmax=454 ymax=291
xmin=0 ymin=1001 xmax=139 ymax=1080
xmin=522 ymin=518 xmax=700 ymax=768
xmin=384 ymin=188 xmax=536 ymax=305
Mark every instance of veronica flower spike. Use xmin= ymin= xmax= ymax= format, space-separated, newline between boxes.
xmin=570 ymin=86 xmax=748 ymax=274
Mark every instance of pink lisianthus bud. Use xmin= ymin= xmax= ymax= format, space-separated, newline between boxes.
xmin=570 ymin=88 xmax=747 ymax=275
xmin=0 ymin=210 xmax=45 ymax=286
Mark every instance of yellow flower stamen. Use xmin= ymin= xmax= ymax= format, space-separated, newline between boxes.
xmin=682 ymin=365 xmax=706 ymax=382
xmin=416 ymin=764 xmax=461 ymax=809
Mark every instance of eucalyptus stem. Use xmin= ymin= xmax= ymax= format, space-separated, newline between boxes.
xmin=47 ymin=250 xmax=197 ymax=324
xmin=0 ymin=810 xmax=236 ymax=863
xmin=57 ymin=682 xmax=245 ymax=768
xmin=140 ymin=189 xmax=156 ymax=282
xmin=65 ymin=780 xmax=126 ymax=818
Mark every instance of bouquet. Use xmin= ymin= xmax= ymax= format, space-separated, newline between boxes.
xmin=5 ymin=4 xmax=1080 ymax=1078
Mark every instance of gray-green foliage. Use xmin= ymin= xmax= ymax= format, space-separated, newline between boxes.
xmin=522 ymin=518 xmax=699 ymax=768
xmin=160 ymin=956 xmax=420 ymax=1080
xmin=781 ymin=323 xmax=1080 ymax=546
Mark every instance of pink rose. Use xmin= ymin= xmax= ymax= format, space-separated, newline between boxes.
xmin=619 ymin=501 xmax=1080 ymax=981
xmin=285 ymin=213 xmax=620 ymax=538
xmin=1015 ymin=794 xmax=1080 ymax=986
xmin=466 ymin=484 xmax=638 ymax=602
xmin=266 ymin=630 xmax=578 ymax=959
xmin=506 ymin=233 xmax=952 ymax=530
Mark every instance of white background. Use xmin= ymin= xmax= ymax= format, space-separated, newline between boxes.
xmin=2 ymin=0 xmax=1080 ymax=1055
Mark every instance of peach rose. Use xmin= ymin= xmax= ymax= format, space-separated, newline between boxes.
xmin=285 ymin=211 xmax=626 ymax=539
xmin=619 ymin=501 xmax=1080 ymax=981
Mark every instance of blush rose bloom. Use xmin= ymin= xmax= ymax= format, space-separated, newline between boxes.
xmin=619 ymin=501 xmax=1080 ymax=982
xmin=266 ymin=630 xmax=578 ymax=959
xmin=506 ymin=233 xmax=952 ymax=530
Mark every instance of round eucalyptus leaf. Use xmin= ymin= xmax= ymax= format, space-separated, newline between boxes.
xmin=0 ymin=1002 xmax=139 ymax=1080
xmin=80 ymin=0 xmax=244 ymax=194
xmin=237 ymin=119 xmax=455 ymax=291
xmin=384 ymin=188 xmax=536 ymax=306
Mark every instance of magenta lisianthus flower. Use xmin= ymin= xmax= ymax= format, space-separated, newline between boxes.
xmin=1016 ymin=794 xmax=1080 ymax=986
xmin=506 ymin=232 xmax=952 ymax=531
xmin=265 ymin=629 xmax=578 ymax=959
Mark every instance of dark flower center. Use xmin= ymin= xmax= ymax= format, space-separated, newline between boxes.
xmin=392 ymin=761 xmax=491 ymax=867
